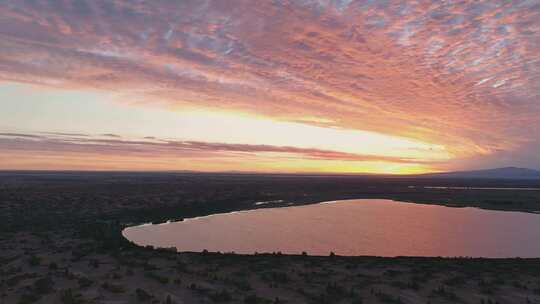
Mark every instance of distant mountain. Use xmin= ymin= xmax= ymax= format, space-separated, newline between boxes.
xmin=419 ymin=167 xmax=540 ymax=179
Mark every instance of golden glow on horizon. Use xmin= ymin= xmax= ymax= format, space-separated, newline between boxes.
xmin=164 ymin=110 xmax=453 ymax=161
xmin=0 ymin=83 xmax=455 ymax=174
xmin=254 ymin=158 xmax=432 ymax=175
xmin=0 ymin=150 xmax=435 ymax=174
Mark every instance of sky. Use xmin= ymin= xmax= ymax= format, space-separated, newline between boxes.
xmin=0 ymin=0 xmax=539 ymax=174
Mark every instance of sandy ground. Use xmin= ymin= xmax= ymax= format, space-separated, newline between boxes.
xmin=2 ymin=231 xmax=540 ymax=304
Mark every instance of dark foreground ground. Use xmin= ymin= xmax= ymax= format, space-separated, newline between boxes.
xmin=1 ymin=171 xmax=540 ymax=303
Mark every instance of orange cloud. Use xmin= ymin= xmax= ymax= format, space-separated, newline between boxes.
xmin=0 ymin=132 xmax=441 ymax=165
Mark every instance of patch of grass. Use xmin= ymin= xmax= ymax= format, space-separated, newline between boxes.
xmin=27 ymin=255 xmax=41 ymax=267
xmin=210 ymin=289 xmax=233 ymax=302
xmin=17 ymin=293 xmax=39 ymax=304
xmin=430 ymin=286 xmax=460 ymax=301
xmin=101 ymin=282 xmax=126 ymax=293
xmin=145 ymin=271 xmax=170 ymax=284
xmin=135 ymin=288 xmax=154 ymax=301
xmin=374 ymin=290 xmax=404 ymax=304
xmin=59 ymin=289 xmax=85 ymax=304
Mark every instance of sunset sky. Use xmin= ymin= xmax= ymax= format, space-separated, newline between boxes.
xmin=1 ymin=0 xmax=539 ymax=173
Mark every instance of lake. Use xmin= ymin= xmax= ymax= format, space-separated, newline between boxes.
xmin=122 ymin=199 xmax=540 ymax=258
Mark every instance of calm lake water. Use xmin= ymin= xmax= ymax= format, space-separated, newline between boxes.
xmin=123 ymin=199 xmax=540 ymax=258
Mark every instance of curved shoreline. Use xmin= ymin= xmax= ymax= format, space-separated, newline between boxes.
xmin=123 ymin=198 xmax=540 ymax=258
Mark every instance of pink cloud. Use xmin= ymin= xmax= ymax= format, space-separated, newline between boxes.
xmin=0 ymin=132 xmax=436 ymax=164
xmin=0 ymin=0 xmax=539 ymax=167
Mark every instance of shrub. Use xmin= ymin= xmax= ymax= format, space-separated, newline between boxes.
xmin=244 ymin=294 xmax=264 ymax=304
xmin=210 ymin=290 xmax=232 ymax=302
xmin=101 ymin=282 xmax=126 ymax=293
xmin=28 ymin=255 xmax=41 ymax=267
xmin=33 ymin=277 xmax=54 ymax=294
xmin=59 ymin=289 xmax=83 ymax=304
xmin=17 ymin=293 xmax=39 ymax=304
xmin=77 ymin=277 xmax=93 ymax=288
xmin=262 ymin=271 xmax=289 ymax=284
xmin=145 ymin=272 xmax=169 ymax=284
xmin=135 ymin=288 xmax=153 ymax=301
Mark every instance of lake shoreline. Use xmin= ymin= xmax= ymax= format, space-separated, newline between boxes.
xmin=123 ymin=198 xmax=540 ymax=258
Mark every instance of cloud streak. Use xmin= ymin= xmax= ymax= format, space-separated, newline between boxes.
xmin=0 ymin=132 xmax=434 ymax=164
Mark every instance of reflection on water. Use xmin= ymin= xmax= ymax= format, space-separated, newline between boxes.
xmin=123 ymin=199 xmax=540 ymax=257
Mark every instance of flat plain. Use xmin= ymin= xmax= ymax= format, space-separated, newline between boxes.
xmin=2 ymin=172 xmax=540 ymax=304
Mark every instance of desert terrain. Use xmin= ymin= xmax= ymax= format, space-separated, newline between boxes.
xmin=2 ymin=172 xmax=540 ymax=303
